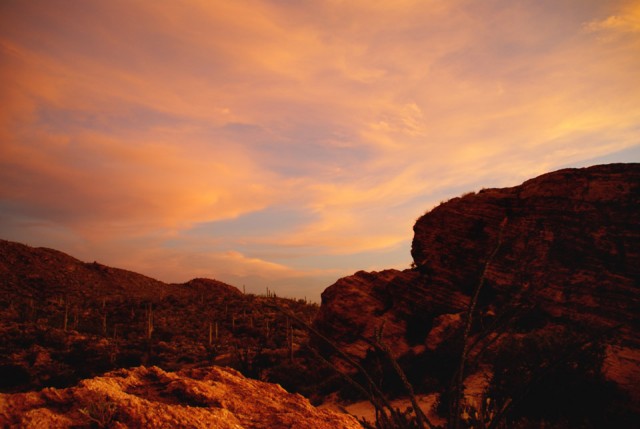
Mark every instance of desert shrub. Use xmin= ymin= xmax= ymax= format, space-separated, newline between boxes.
xmin=43 ymin=366 xmax=77 ymax=389
xmin=266 ymin=361 xmax=321 ymax=396
xmin=266 ymin=347 xmax=355 ymax=403
xmin=509 ymin=305 xmax=548 ymax=332
xmin=405 ymin=314 xmax=434 ymax=346
xmin=62 ymin=341 xmax=112 ymax=377
xmin=486 ymin=326 xmax=637 ymax=428
xmin=79 ymin=396 xmax=118 ymax=428
xmin=151 ymin=326 xmax=174 ymax=342
xmin=115 ymin=351 xmax=142 ymax=368
xmin=0 ymin=364 xmax=30 ymax=389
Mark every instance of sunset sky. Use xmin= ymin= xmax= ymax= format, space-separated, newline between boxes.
xmin=1 ymin=0 xmax=639 ymax=299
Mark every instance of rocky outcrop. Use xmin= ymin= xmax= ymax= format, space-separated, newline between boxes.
xmin=411 ymin=163 xmax=639 ymax=343
xmin=314 ymin=269 xmax=468 ymax=363
xmin=0 ymin=365 xmax=362 ymax=428
xmin=314 ymin=164 xmax=640 ymax=412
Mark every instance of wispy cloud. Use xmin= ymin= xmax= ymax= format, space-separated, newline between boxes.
xmin=585 ymin=1 xmax=640 ymax=34
xmin=1 ymin=0 xmax=639 ymax=298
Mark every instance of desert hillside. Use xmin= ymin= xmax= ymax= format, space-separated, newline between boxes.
xmin=0 ymin=239 xmax=321 ymax=397
xmin=1 ymin=163 xmax=639 ymax=428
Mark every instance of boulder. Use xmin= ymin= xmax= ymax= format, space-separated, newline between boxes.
xmin=0 ymin=365 xmax=362 ymax=428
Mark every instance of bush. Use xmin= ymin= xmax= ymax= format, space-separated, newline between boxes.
xmin=0 ymin=364 xmax=30 ymax=389
xmin=486 ymin=326 xmax=636 ymax=427
xmin=79 ymin=397 xmax=118 ymax=428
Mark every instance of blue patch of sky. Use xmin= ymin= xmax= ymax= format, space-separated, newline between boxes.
xmin=220 ymin=122 xmax=264 ymax=136
xmin=185 ymin=206 xmax=316 ymax=240
xmin=0 ymin=190 xmax=82 ymax=224
xmin=562 ymin=144 xmax=640 ymax=169
xmin=0 ymin=205 xmax=80 ymax=250
xmin=397 ymin=182 xmax=489 ymax=218
xmin=211 ymin=119 xmax=372 ymax=178
xmin=199 ymin=233 xmax=412 ymax=272
xmin=35 ymin=104 xmax=185 ymax=136
xmin=264 ymin=143 xmax=356 ymax=177
xmin=269 ymin=242 xmax=413 ymax=272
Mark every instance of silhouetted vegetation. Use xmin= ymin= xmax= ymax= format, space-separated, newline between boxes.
xmin=1 ymin=218 xmax=638 ymax=429
xmin=0 ymin=289 xmax=319 ymax=394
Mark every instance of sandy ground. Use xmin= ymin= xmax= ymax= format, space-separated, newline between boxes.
xmin=320 ymin=394 xmax=446 ymax=427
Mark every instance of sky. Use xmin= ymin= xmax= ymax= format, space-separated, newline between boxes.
xmin=1 ymin=0 xmax=639 ymax=300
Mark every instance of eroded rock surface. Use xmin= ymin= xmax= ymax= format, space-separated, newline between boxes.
xmin=0 ymin=365 xmax=362 ymax=428
xmin=314 ymin=164 xmax=639 ymax=411
xmin=411 ymin=163 xmax=639 ymax=342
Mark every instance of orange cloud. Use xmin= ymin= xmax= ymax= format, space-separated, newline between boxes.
xmin=1 ymin=0 xmax=639 ymax=298
xmin=585 ymin=1 xmax=640 ymax=34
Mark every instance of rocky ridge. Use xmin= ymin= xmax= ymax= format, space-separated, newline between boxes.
xmin=0 ymin=365 xmax=361 ymax=428
xmin=0 ymin=239 xmax=242 ymax=301
xmin=313 ymin=163 xmax=640 ymax=422
xmin=411 ymin=163 xmax=639 ymax=342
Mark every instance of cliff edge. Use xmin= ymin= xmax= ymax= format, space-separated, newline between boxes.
xmin=314 ymin=163 xmax=640 ymax=423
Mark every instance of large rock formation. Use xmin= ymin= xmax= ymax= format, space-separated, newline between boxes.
xmin=411 ymin=163 xmax=639 ymax=342
xmin=314 ymin=164 xmax=640 ymax=417
xmin=0 ymin=365 xmax=362 ymax=428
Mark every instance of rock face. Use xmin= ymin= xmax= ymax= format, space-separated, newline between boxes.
xmin=411 ymin=163 xmax=639 ymax=343
xmin=0 ymin=365 xmax=362 ymax=429
xmin=314 ymin=269 xmax=468 ymax=363
xmin=314 ymin=164 xmax=640 ymax=410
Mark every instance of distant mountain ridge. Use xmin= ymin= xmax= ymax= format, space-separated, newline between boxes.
xmin=0 ymin=239 xmax=241 ymax=301
xmin=0 ymin=238 xmax=318 ymax=397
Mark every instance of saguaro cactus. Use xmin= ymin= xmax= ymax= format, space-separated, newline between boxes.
xmin=63 ymin=297 xmax=69 ymax=331
xmin=146 ymin=303 xmax=154 ymax=340
xmin=73 ymin=306 xmax=79 ymax=330
xmin=286 ymin=317 xmax=294 ymax=362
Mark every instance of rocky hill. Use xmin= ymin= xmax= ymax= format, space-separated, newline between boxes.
xmin=0 ymin=240 xmax=320 ymax=397
xmin=0 ymin=239 xmax=241 ymax=301
xmin=0 ymin=365 xmax=361 ymax=428
xmin=314 ymin=163 xmax=640 ymax=427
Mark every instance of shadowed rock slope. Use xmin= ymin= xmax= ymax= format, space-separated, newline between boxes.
xmin=0 ymin=365 xmax=361 ymax=428
xmin=314 ymin=164 xmax=639 ymax=421
xmin=0 ymin=239 xmax=241 ymax=301
xmin=411 ymin=163 xmax=639 ymax=341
